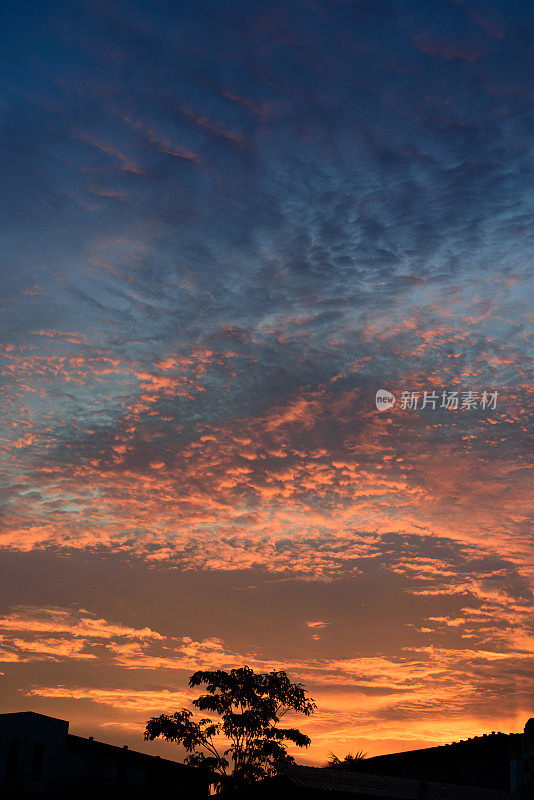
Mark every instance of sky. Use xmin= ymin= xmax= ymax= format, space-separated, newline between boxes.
xmin=0 ymin=0 xmax=533 ymax=765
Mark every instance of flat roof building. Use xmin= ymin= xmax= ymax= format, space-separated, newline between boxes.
xmin=339 ymin=719 xmax=534 ymax=797
xmin=0 ymin=711 xmax=209 ymax=799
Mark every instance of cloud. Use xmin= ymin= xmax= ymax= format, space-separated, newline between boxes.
xmin=0 ymin=608 xmax=163 ymax=665
xmin=0 ymin=608 xmax=162 ymax=640
xmin=26 ymin=686 xmax=192 ymax=713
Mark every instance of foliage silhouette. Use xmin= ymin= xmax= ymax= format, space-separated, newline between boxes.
xmin=327 ymin=751 xmax=367 ymax=770
xmin=145 ymin=666 xmax=316 ymax=793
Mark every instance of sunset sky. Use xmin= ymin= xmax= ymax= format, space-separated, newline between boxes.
xmin=0 ymin=0 xmax=533 ymax=765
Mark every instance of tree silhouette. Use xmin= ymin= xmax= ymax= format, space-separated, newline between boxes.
xmin=144 ymin=666 xmax=316 ymax=793
xmin=327 ymin=751 xmax=367 ymax=770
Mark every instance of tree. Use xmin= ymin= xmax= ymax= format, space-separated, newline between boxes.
xmin=327 ymin=751 xmax=367 ymax=770
xmin=145 ymin=666 xmax=316 ymax=793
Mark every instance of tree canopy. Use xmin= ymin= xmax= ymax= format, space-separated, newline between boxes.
xmin=144 ymin=666 xmax=316 ymax=793
xmin=327 ymin=751 xmax=367 ymax=770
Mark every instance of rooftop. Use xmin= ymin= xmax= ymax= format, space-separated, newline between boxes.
xmin=281 ymin=765 xmax=517 ymax=800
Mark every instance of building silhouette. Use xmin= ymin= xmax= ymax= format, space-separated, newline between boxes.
xmin=0 ymin=711 xmax=209 ymax=799
xmin=361 ymin=718 xmax=534 ymax=795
